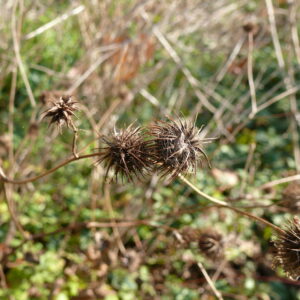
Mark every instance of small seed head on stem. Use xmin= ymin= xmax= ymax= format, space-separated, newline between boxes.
xmin=148 ymin=117 xmax=212 ymax=180
xmin=179 ymin=227 xmax=224 ymax=260
xmin=42 ymin=95 xmax=79 ymax=132
xmin=273 ymin=216 xmax=300 ymax=280
xmin=198 ymin=229 xmax=224 ymax=260
xmin=281 ymin=182 xmax=300 ymax=212
xmin=96 ymin=124 xmax=152 ymax=182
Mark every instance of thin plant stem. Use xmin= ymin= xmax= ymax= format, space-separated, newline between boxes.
xmin=178 ymin=174 xmax=285 ymax=234
xmin=12 ymin=0 xmax=36 ymax=107
xmin=0 ymin=152 xmax=102 ymax=185
xmin=72 ymin=130 xmax=78 ymax=158
xmin=1 ymin=182 xmax=29 ymax=240
xmin=248 ymin=31 xmax=257 ymax=118
xmin=70 ymin=121 xmax=79 ymax=158
xmin=197 ymin=262 xmax=224 ymax=300
xmin=260 ymin=174 xmax=300 ymax=189
xmin=104 ymin=182 xmax=127 ymax=255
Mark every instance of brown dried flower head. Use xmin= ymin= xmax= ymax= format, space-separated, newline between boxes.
xmin=243 ymin=22 xmax=255 ymax=33
xmin=281 ymin=182 xmax=300 ymax=212
xmin=148 ymin=117 xmax=212 ymax=179
xmin=42 ymin=95 xmax=78 ymax=132
xmin=97 ymin=124 xmax=152 ymax=182
xmin=273 ymin=216 xmax=300 ymax=280
xmin=178 ymin=228 xmax=224 ymax=260
xmin=180 ymin=227 xmax=201 ymax=244
xmin=177 ymin=227 xmax=201 ymax=248
xmin=198 ymin=229 xmax=224 ymax=260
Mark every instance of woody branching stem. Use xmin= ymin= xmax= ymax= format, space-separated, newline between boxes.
xmin=178 ymin=174 xmax=285 ymax=234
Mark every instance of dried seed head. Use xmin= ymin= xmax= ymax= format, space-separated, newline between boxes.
xmin=243 ymin=22 xmax=255 ymax=33
xmin=42 ymin=96 xmax=78 ymax=132
xmin=198 ymin=230 xmax=224 ymax=260
xmin=39 ymin=90 xmax=67 ymax=105
xmin=182 ymin=227 xmax=200 ymax=242
xmin=273 ymin=217 xmax=300 ymax=280
xmin=148 ymin=117 xmax=212 ymax=179
xmin=281 ymin=182 xmax=300 ymax=212
xmin=180 ymin=227 xmax=201 ymax=244
xmin=242 ymin=20 xmax=259 ymax=35
xmin=178 ymin=228 xmax=224 ymax=260
xmin=97 ymin=124 xmax=152 ymax=182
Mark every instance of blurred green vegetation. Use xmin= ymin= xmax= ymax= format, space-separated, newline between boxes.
xmin=1 ymin=0 xmax=300 ymax=299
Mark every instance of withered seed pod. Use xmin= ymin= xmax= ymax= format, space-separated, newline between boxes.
xmin=198 ymin=230 xmax=224 ymax=260
xmin=96 ymin=124 xmax=153 ymax=182
xmin=42 ymin=95 xmax=78 ymax=132
xmin=148 ymin=117 xmax=213 ymax=180
xmin=273 ymin=217 xmax=300 ymax=280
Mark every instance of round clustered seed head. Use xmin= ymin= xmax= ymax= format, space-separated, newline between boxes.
xmin=273 ymin=216 xmax=300 ymax=280
xmin=96 ymin=124 xmax=152 ymax=182
xmin=198 ymin=230 xmax=224 ymax=260
xmin=148 ymin=117 xmax=212 ymax=179
xmin=281 ymin=182 xmax=300 ymax=213
xmin=42 ymin=95 xmax=78 ymax=132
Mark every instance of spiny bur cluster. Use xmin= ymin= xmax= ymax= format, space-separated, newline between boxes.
xmin=148 ymin=117 xmax=212 ymax=179
xmin=273 ymin=216 xmax=300 ymax=280
xmin=95 ymin=117 xmax=212 ymax=182
xmin=43 ymin=95 xmax=78 ymax=132
xmin=96 ymin=124 xmax=153 ymax=182
xmin=43 ymin=109 xmax=212 ymax=182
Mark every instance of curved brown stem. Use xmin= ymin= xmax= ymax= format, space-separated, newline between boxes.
xmin=225 ymin=206 xmax=285 ymax=234
xmin=0 ymin=152 xmax=102 ymax=185
xmin=178 ymin=174 xmax=285 ymax=234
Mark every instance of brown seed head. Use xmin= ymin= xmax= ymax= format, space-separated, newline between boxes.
xmin=179 ymin=227 xmax=201 ymax=247
xmin=281 ymin=182 xmax=300 ymax=212
xmin=273 ymin=216 xmax=300 ymax=279
xmin=198 ymin=230 xmax=224 ymax=260
xmin=179 ymin=228 xmax=224 ymax=260
xmin=42 ymin=96 xmax=78 ymax=132
xmin=148 ymin=117 xmax=212 ymax=179
xmin=39 ymin=90 xmax=67 ymax=105
xmin=97 ymin=124 xmax=152 ymax=182
xmin=243 ymin=22 xmax=255 ymax=33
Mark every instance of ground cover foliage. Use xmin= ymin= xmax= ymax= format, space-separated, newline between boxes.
xmin=1 ymin=0 xmax=300 ymax=299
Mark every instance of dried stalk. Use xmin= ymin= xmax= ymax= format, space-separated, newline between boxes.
xmin=178 ymin=174 xmax=285 ymax=234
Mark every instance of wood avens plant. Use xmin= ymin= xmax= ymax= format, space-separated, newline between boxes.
xmin=0 ymin=96 xmax=298 ymax=280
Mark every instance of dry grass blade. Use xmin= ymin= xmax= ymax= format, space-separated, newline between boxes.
xmin=197 ymin=262 xmax=224 ymax=300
